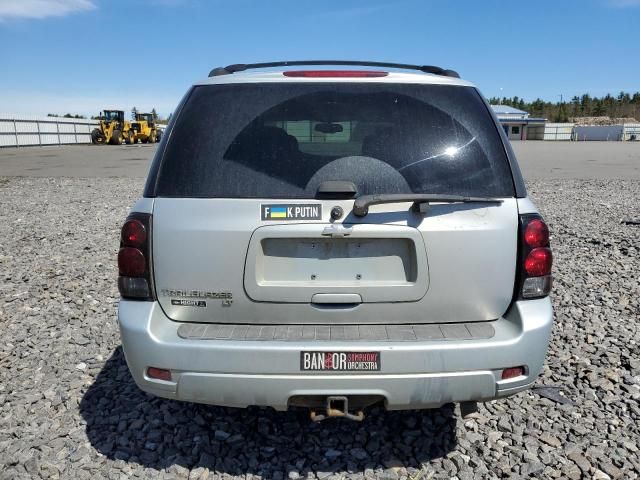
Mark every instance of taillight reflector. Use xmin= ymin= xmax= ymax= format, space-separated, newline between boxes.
xmin=283 ymin=70 xmax=388 ymax=78
xmin=501 ymin=366 xmax=525 ymax=380
xmin=524 ymin=247 xmax=553 ymax=277
xmin=118 ymin=247 xmax=146 ymax=277
xmin=147 ymin=367 xmax=172 ymax=381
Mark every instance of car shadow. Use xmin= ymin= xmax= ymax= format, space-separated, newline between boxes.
xmin=80 ymin=347 xmax=458 ymax=476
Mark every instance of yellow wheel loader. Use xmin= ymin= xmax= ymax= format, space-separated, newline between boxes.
xmin=91 ymin=110 xmax=136 ymax=145
xmin=131 ymin=113 xmax=160 ymax=144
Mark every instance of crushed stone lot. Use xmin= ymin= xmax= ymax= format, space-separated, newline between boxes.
xmin=0 ymin=176 xmax=639 ymax=479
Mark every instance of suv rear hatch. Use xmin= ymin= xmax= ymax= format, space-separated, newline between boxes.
xmin=148 ymin=79 xmax=518 ymax=324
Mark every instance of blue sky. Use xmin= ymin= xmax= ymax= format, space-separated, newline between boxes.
xmin=0 ymin=0 xmax=639 ymax=117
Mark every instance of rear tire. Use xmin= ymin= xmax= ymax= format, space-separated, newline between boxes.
xmin=110 ymin=130 xmax=123 ymax=145
xmin=91 ymin=128 xmax=105 ymax=145
xmin=149 ymin=131 xmax=157 ymax=144
xmin=126 ymin=130 xmax=135 ymax=145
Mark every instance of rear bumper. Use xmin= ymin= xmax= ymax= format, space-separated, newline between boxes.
xmin=117 ymin=298 xmax=553 ymax=410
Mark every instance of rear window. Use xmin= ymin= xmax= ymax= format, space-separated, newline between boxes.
xmin=151 ymin=83 xmax=514 ymax=198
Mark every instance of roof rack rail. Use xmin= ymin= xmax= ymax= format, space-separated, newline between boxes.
xmin=208 ymin=60 xmax=460 ymax=78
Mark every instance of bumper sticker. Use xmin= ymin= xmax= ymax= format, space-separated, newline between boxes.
xmin=262 ymin=204 xmax=322 ymax=221
xmin=301 ymin=351 xmax=381 ymax=371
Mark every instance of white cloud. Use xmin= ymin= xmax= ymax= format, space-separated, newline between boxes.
xmin=0 ymin=0 xmax=96 ymax=20
xmin=606 ymin=0 xmax=640 ymax=7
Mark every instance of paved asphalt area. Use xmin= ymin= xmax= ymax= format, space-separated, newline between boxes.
xmin=0 ymin=141 xmax=639 ymax=179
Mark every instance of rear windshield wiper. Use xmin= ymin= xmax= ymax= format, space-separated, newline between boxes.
xmin=352 ymin=194 xmax=504 ymax=217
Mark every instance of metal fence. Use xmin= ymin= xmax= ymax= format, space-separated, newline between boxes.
xmin=0 ymin=114 xmax=99 ymax=147
xmin=573 ymin=125 xmax=624 ymax=141
xmin=622 ymin=123 xmax=640 ymax=141
xmin=543 ymin=123 xmax=574 ymax=141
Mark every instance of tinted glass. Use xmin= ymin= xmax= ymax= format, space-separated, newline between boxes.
xmin=154 ymin=83 xmax=514 ymax=198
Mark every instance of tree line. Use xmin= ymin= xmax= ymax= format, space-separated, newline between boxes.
xmin=47 ymin=113 xmax=86 ymax=119
xmin=487 ymin=92 xmax=640 ymax=122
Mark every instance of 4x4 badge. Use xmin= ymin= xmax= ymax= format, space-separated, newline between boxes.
xmin=261 ymin=204 xmax=322 ymax=221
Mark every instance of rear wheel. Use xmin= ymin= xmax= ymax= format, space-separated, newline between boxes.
xmin=110 ymin=130 xmax=123 ymax=145
xmin=149 ymin=131 xmax=157 ymax=143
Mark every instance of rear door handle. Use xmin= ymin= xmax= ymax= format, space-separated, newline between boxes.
xmin=311 ymin=293 xmax=362 ymax=304
xmin=321 ymin=225 xmax=353 ymax=237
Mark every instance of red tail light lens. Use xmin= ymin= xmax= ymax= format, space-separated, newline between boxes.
xmin=118 ymin=247 xmax=146 ymax=276
xmin=524 ymin=219 xmax=549 ymax=248
xmin=283 ymin=70 xmax=388 ymax=78
xmin=525 ymin=247 xmax=553 ymax=276
xmin=121 ymin=219 xmax=147 ymax=247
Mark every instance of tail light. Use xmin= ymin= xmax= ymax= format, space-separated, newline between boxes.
xmin=118 ymin=213 xmax=155 ymax=300
xmin=283 ymin=70 xmax=388 ymax=78
xmin=518 ymin=214 xmax=552 ymax=299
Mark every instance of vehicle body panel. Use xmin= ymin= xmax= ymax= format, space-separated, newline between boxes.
xmin=118 ymin=297 xmax=553 ymax=410
xmin=152 ymin=197 xmax=518 ymax=324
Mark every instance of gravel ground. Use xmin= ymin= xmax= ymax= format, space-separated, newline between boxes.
xmin=0 ymin=176 xmax=638 ymax=479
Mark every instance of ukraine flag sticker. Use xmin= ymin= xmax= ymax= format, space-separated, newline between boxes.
xmin=269 ymin=207 xmax=288 ymax=219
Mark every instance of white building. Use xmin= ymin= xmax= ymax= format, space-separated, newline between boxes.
xmin=490 ymin=105 xmax=546 ymax=141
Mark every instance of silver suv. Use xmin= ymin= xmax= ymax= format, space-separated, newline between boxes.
xmin=117 ymin=61 xmax=553 ymax=419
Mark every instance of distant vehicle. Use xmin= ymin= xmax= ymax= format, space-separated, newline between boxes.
xmin=91 ymin=110 xmax=135 ymax=145
xmin=117 ymin=61 xmax=554 ymax=420
xmin=130 ymin=113 xmax=160 ymax=144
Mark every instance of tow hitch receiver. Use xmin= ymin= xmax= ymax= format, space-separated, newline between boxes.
xmin=310 ymin=396 xmax=365 ymax=422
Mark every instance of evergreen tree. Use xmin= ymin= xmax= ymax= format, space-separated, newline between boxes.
xmin=593 ymin=100 xmax=605 ymax=116
xmin=554 ymin=103 xmax=569 ymax=122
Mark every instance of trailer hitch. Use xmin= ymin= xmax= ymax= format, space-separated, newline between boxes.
xmin=310 ymin=396 xmax=365 ymax=422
